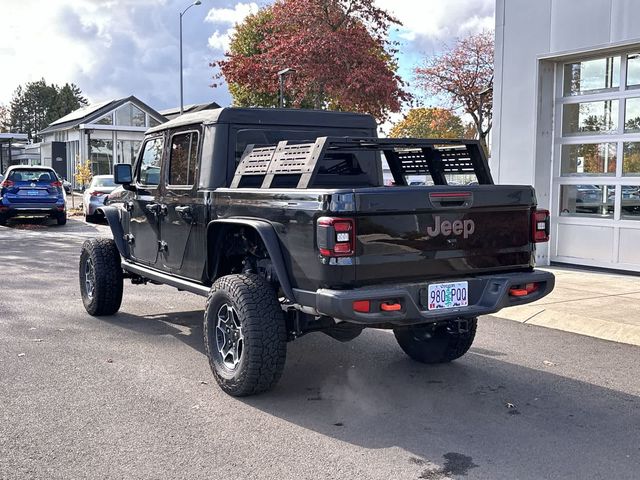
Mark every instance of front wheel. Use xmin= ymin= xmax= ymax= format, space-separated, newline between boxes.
xmin=79 ymin=238 xmax=123 ymax=316
xmin=393 ymin=318 xmax=477 ymax=364
xmin=203 ymin=274 xmax=287 ymax=397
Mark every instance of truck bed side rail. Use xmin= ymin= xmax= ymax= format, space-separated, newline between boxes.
xmin=230 ymin=136 xmax=492 ymax=188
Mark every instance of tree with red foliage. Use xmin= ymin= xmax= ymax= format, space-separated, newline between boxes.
xmin=213 ymin=0 xmax=409 ymax=121
xmin=414 ymin=31 xmax=494 ymax=152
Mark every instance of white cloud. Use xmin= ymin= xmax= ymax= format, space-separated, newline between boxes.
xmin=205 ymin=2 xmax=259 ymax=52
xmin=205 ymin=2 xmax=259 ymax=25
xmin=377 ymin=0 xmax=494 ymax=49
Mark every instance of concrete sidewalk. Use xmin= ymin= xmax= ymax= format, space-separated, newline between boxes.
xmin=493 ymin=266 xmax=640 ymax=346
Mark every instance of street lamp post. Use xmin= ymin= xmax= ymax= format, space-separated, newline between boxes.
xmin=180 ymin=0 xmax=202 ymax=116
xmin=278 ymin=68 xmax=296 ymax=108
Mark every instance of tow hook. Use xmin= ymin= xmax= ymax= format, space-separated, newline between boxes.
xmin=448 ymin=318 xmax=469 ymax=334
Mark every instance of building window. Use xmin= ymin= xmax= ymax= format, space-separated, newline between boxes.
xmin=116 ymin=140 xmax=141 ymax=165
xmin=626 ymin=53 xmax=640 ymax=89
xmin=555 ymin=51 xmax=640 ymax=225
xmin=561 ymin=143 xmax=616 ymax=175
xmin=115 ymin=103 xmax=146 ymax=127
xmin=96 ymin=114 xmax=113 ymax=125
xmin=168 ymin=132 xmax=198 ymax=186
xmin=623 ymin=142 xmax=640 ymax=175
xmin=621 ymin=185 xmax=640 ymax=219
xmin=563 ymin=56 xmax=620 ymax=96
xmin=89 ymin=139 xmax=113 ymax=175
xmin=559 ymin=184 xmax=615 ymax=217
xmin=562 ymin=100 xmax=618 ymax=135
xmin=149 ymin=117 xmax=161 ymax=127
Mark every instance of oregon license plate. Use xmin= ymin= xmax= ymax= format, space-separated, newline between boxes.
xmin=26 ymin=190 xmax=39 ymax=196
xmin=427 ymin=281 xmax=468 ymax=310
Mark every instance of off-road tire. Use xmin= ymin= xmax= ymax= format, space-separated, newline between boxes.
xmin=79 ymin=238 xmax=123 ymax=316
xmin=394 ymin=318 xmax=477 ymax=364
xmin=203 ymin=274 xmax=287 ymax=397
xmin=57 ymin=212 xmax=67 ymax=226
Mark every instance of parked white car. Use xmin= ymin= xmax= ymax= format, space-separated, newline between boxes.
xmin=83 ymin=175 xmax=117 ymax=223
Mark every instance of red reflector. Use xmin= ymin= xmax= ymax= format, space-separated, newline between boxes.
xmin=319 ymin=248 xmax=332 ymax=256
xmin=333 ymin=243 xmax=351 ymax=253
xmin=509 ymin=288 xmax=529 ymax=297
xmin=525 ymin=283 xmax=539 ymax=294
xmin=353 ymin=300 xmax=370 ymax=313
xmin=429 ymin=192 xmax=471 ymax=198
xmin=380 ymin=302 xmax=402 ymax=311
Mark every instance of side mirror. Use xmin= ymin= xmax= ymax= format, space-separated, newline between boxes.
xmin=113 ymin=164 xmax=134 ymax=190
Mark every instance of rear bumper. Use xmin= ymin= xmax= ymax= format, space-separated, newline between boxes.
xmin=293 ymin=270 xmax=555 ymax=326
xmin=0 ymin=203 xmax=64 ymax=217
xmin=85 ymin=197 xmax=107 ymax=216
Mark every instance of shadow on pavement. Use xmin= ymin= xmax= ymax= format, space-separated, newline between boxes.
xmin=241 ymin=330 xmax=639 ymax=479
xmin=91 ymin=307 xmax=639 ymax=478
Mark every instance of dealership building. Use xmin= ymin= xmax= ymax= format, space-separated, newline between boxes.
xmin=38 ymin=96 xmax=166 ymax=185
xmin=493 ymin=0 xmax=640 ymax=272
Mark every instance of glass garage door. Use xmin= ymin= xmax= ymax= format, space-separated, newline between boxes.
xmin=552 ymin=51 xmax=640 ymax=270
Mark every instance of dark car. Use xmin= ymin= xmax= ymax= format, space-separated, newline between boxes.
xmin=79 ymin=108 xmax=554 ymax=397
xmin=0 ymin=166 xmax=66 ymax=226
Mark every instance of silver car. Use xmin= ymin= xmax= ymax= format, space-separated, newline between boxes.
xmin=83 ymin=175 xmax=117 ymax=222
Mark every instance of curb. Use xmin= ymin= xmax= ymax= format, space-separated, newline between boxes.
xmin=491 ymin=306 xmax=640 ymax=347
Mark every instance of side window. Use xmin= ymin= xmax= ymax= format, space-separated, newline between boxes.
xmin=137 ymin=137 xmax=163 ymax=186
xmin=168 ymin=131 xmax=198 ymax=186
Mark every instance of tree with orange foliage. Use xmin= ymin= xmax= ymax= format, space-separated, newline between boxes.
xmin=414 ymin=31 xmax=494 ymax=152
xmin=389 ymin=107 xmax=469 ymax=139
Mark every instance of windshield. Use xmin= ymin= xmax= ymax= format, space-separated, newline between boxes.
xmin=8 ymin=169 xmax=57 ymax=182
xmin=92 ymin=176 xmax=115 ymax=187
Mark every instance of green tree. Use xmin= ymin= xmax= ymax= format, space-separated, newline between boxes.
xmin=0 ymin=104 xmax=9 ymax=133
xmin=389 ymin=108 xmax=466 ymax=139
xmin=9 ymin=79 xmax=88 ymax=141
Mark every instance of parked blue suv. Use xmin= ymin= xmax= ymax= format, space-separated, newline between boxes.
xmin=0 ymin=166 xmax=67 ymax=226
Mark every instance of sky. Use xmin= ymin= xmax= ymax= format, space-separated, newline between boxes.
xmin=0 ymin=0 xmax=494 ymax=113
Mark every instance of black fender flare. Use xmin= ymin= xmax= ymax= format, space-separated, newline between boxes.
xmin=207 ymin=218 xmax=295 ymax=302
xmin=98 ymin=206 xmax=130 ymax=259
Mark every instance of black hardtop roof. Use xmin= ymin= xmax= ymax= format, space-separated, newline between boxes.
xmin=146 ymin=107 xmax=377 ymax=134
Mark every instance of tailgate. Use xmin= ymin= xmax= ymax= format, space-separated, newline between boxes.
xmin=354 ymin=186 xmax=535 ymax=286
xmin=7 ymin=182 xmax=59 ymax=204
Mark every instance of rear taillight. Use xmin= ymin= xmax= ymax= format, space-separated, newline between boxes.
xmin=317 ymin=217 xmax=355 ymax=257
xmin=88 ymin=190 xmax=105 ymax=196
xmin=50 ymin=180 xmax=62 ymax=187
xmin=532 ymin=209 xmax=550 ymax=243
xmin=1 ymin=180 xmax=14 ymax=188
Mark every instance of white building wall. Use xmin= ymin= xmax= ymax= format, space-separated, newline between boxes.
xmin=493 ymin=0 xmax=640 ymax=271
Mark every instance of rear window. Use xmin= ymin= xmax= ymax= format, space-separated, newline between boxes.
xmin=234 ymin=128 xmax=380 ymax=187
xmin=92 ymin=177 xmax=116 ymax=187
xmin=8 ymin=169 xmax=57 ymax=182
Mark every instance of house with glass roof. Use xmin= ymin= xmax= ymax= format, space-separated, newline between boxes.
xmin=38 ymin=96 xmax=167 ymax=183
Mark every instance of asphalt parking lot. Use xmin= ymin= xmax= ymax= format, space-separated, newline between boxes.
xmin=0 ymin=218 xmax=639 ymax=480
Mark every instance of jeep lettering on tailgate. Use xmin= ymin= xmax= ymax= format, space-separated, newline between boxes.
xmin=426 ymin=215 xmax=475 ymax=239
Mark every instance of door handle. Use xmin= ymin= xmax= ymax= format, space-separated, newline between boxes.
xmin=175 ymin=205 xmax=194 ymax=223
xmin=146 ymin=203 xmax=160 ymax=214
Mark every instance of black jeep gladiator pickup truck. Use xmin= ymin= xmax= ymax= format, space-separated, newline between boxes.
xmin=79 ymin=107 xmax=555 ymax=396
